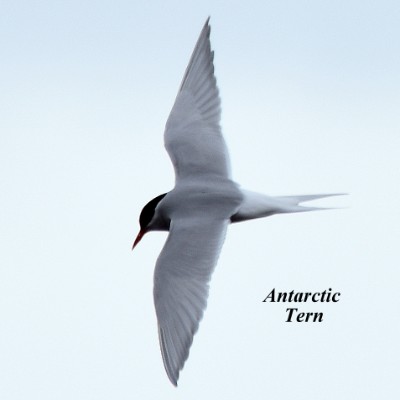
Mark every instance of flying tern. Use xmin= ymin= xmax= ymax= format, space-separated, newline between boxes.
xmin=133 ymin=18 xmax=343 ymax=386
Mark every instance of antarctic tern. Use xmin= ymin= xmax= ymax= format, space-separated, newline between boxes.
xmin=133 ymin=18 xmax=343 ymax=386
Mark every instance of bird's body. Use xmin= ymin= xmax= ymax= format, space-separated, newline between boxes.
xmin=163 ymin=178 xmax=242 ymax=220
xmin=133 ymin=18 xmax=344 ymax=386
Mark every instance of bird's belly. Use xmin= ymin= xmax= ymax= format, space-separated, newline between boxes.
xmin=162 ymin=178 xmax=243 ymax=220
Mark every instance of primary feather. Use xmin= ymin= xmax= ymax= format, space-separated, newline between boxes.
xmin=154 ymin=218 xmax=229 ymax=385
xmin=164 ymin=18 xmax=231 ymax=182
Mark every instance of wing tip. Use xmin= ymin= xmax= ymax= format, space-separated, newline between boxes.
xmin=158 ymin=325 xmax=181 ymax=386
xmin=179 ymin=17 xmax=213 ymax=92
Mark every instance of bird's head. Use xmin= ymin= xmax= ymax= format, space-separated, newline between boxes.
xmin=132 ymin=193 xmax=168 ymax=249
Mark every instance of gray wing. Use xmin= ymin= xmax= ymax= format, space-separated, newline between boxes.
xmin=164 ymin=18 xmax=231 ymax=181
xmin=153 ymin=217 xmax=229 ymax=385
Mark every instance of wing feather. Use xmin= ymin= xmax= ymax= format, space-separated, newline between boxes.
xmin=164 ymin=19 xmax=231 ymax=181
xmin=153 ymin=217 xmax=229 ymax=385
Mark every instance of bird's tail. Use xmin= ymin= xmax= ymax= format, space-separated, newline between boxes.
xmin=274 ymin=193 xmax=347 ymax=213
xmin=231 ymin=191 xmax=347 ymax=222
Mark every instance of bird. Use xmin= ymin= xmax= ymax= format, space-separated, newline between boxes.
xmin=133 ymin=18 xmax=344 ymax=386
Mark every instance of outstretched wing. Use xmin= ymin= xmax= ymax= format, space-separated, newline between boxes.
xmin=153 ymin=217 xmax=229 ymax=385
xmin=164 ymin=18 xmax=231 ymax=181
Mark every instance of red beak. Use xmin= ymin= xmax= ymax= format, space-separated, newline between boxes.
xmin=132 ymin=230 xmax=145 ymax=250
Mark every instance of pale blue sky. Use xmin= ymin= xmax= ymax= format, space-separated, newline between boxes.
xmin=1 ymin=1 xmax=399 ymax=399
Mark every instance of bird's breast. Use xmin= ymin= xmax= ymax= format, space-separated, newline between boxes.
xmin=160 ymin=178 xmax=243 ymax=221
